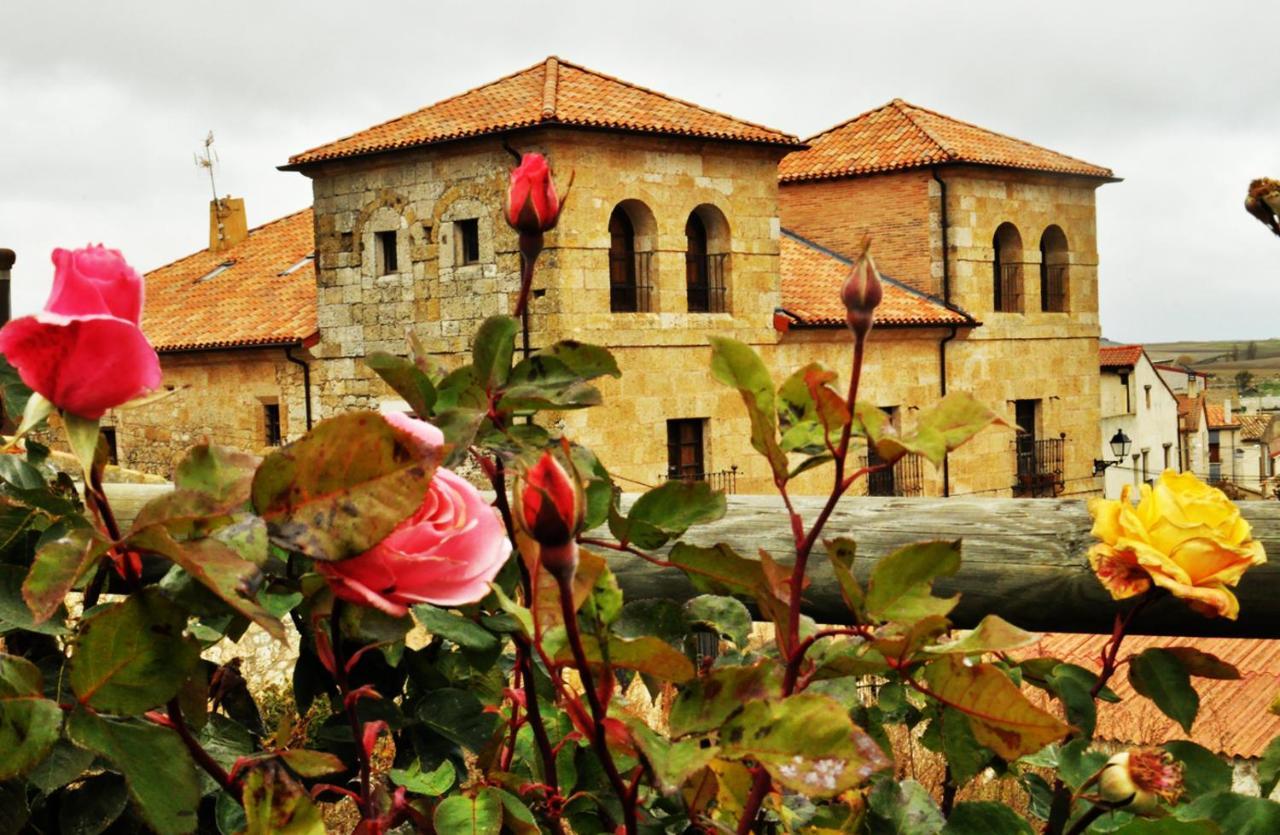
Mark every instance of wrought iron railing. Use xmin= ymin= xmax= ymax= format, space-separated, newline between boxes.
xmin=609 ymin=251 xmax=655 ymax=312
xmin=687 ymin=253 xmax=728 ymax=313
xmin=1040 ymin=264 xmax=1068 ymax=312
xmin=996 ymin=262 xmax=1024 ymax=313
xmin=1014 ymin=434 xmax=1065 ymax=497
xmin=664 ymin=466 xmax=738 ymax=494
xmin=860 ymin=453 xmax=925 ymax=497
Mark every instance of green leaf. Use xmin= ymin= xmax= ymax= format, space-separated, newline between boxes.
xmin=23 ymin=526 xmax=108 ymax=624
xmin=537 ymin=340 xmax=620 ymax=380
xmin=68 ymin=710 xmax=200 ymax=835
xmin=390 ymin=759 xmax=456 ymax=797
xmin=277 ymin=749 xmax=344 ymax=778
xmin=1129 ymin=648 xmax=1199 ymax=734
xmin=923 ymin=655 xmax=1070 ymax=761
xmin=684 ymin=594 xmax=752 ymax=648
xmin=16 ymin=391 xmax=54 ymax=438
xmin=472 ymin=315 xmax=519 ymax=389
xmin=625 ymin=718 xmax=718 ymax=794
xmin=710 ymin=337 xmax=788 ymax=480
xmin=62 ymin=413 xmax=101 ymax=477
xmin=1110 ymin=819 xmax=1221 ymax=834
xmin=0 ymin=564 xmax=67 ymax=634
xmin=412 ymin=604 xmax=500 ymax=653
xmin=623 ymin=480 xmax=727 ymax=550
xmin=613 ymin=599 xmax=689 ymax=647
xmin=926 ymin=615 xmax=1040 ymax=655
xmin=552 ymin=634 xmax=695 ymax=683
xmin=58 ymin=773 xmax=129 ymax=835
xmin=719 ymin=694 xmax=890 ymax=797
xmin=1045 ymin=663 xmax=1100 ymax=738
xmin=434 ymin=791 xmax=503 ymax=835
xmin=241 ymin=762 xmax=325 ymax=835
xmin=432 ymin=407 xmax=486 ymax=468
xmin=866 ymin=778 xmax=945 ymax=834
xmin=69 ymin=588 xmax=200 ymax=714
xmin=941 ymin=801 xmax=1034 ymax=834
xmin=130 ymin=525 xmax=284 ymax=641
xmin=173 ymin=444 xmax=260 ymax=504
xmin=939 ymin=707 xmax=993 ymax=785
xmin=668 ymin=664 xmax=781 ymax=737
xmin=669 ymin=542 xmax=766 ymax=597
xmin=1164 ymin=740 xmax=1233 ymax=800
xmin=825 ymin=537 xmax=867 ymax=623
xmin=0 ymin=654 xmax=62 ymax=780
xmin=1057 ymin=738 xmax=1107 ymax=790
xmin=501 ymin=355 xmax=603 ymax=411
xmin=490 ymin=787 xmax=539 ymax=835
xmin=27 ymin=738 xmax=96 ymax=793
xmin=1174 ymin=792 xmax=1280 ymax=834
xmin=1161 ymin=647 xmax=1240 ymax=680
xmin=865 ymin=540 xmax=961 ymax=623
xmin=0 ymin=356 xmax=33 ymax=425
xmin=880 ymin=392 xmax=1008 ymax=466
xmin=1258 ymin=735 xmax=1280 ymax=798
xmin=416 ymin=688 xmax=500 ymax=753
xmin=366 ymin=351 xmax=437 ymax=417
xmin=251 ymin=411 xmax=436 ymax=561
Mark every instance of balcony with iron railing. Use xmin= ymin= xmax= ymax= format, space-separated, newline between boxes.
xmin=1014 ymin=433 xmax=1066 ymax=497
xmin=1040 ymin=264 xmax=1068 ymax=312
xmin=859 ymin=453 xmax=925 ymax=497
xmin=686 ymin=252 xmax=728 ymax=314
xmin=663 ymin=465 xmax=739 ymax=494
xmin=995 ymin=262 xmax=1024 ymax=313
xmin=609 ymin=251 xmax=655 ymax=313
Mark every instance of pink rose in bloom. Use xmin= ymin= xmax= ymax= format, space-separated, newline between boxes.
xmin=504 ymin=153 xmax=565 ymax=235
xmin=0 ymin=245 xmax=160 ymax=419
xmin=317 ymin=413 xmax=512 ymax=616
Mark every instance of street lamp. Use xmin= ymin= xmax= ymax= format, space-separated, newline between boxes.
xmin=1094 ymin=429 xmax=1133 ymax=475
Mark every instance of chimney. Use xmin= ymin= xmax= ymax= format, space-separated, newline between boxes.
xmin=0 ymin=248 xmax=13 ymax=326
xmin=209 ymin=196 xmax=248 ymax=251
xmin=1224 ymin=400 xmax=1233 ymax=423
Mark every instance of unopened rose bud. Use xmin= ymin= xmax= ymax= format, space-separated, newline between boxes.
xmin=505 ymin=153 xmax=572 ymax=316
xmin=1098 ymin=749 xmax=1182 ymax=815
xmin=518 ymin=451 xmax=585 ymax=579
xmin=841 ymin=245 xmax=883 ymax=338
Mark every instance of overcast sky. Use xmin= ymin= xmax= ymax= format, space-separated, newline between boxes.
xmin=3 ymin=1 xmax=1277 ymax=342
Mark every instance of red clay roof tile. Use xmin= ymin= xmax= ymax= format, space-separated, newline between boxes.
xmin=142 ymin=209 xmax=318 ymax=352
xmin=287 ymin=57 xmax=800 ymax=167
xmin=1100 ymin=345 xmax=1145 ymax=369
xmin=779 ymin=99 xmax=1115 ymax=183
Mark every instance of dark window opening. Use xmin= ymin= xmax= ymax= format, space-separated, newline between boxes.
xmin=376 ymin=231 xmax=397 ymax=275
xmin=1039 ymin=225 xmax=1069 ymax=312
xmin=686 ymin=213 xmax=710 ymax=312
xmin=867 ymin=407 xmax=900 ymax=497
xmin=610 ymin=207 xmax=648 ymax=312
xmin=264 ymin=403 xmax=282 ymax=447
xmin=993 ymin=223 xmax=1024 ymax=313
xmin=455 ymin=219 xmax=480 ymax=265
xmin=101 ymin=427 xmax=118 ymax=465
xmin=1013 ymin=399 xmax=1064 ymax=497
xmin=666 ymin=419 xmax=705 ymax=481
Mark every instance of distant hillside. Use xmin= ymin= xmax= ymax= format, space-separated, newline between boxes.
xmin=1134 ymin=338 xmax=1280 ymax=394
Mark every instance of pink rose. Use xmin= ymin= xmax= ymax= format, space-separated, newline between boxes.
xmin=0 ymin=245 xmax=160 ymax=419
xmin=317 ymin=413 xmax=512 ymax=616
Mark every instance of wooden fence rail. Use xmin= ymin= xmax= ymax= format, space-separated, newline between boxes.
xmin=102 ymin=485 xmax=1280 ymax=639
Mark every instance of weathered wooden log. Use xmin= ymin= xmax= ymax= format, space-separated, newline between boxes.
xmin=102 ymin=485 xmax=1280 ymax=639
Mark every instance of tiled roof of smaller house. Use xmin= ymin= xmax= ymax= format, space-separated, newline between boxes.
xmin=1099 ymin=344 xmax=1144 ymax=369
xmin=1154 ymin=362 xmax=1211 ymax=379
xmin=286 ymin=57 xmax=800 ymax=167
xmin=778 ymin=230 xmax=974 ymax=328
xmin=779 ymin=98 xmax=1115 ymax=183
xmin=1176 ymin=394 xmax=1204 ymax=432
xmin=142 ymin=209 xmax=318 ymax=352
xmin=1238 ymin=413 xmax=1273 ymax=442
xmin=1027 ymin=634 xmax=1280 ymax=760
xmin=1206 ymin=402 xmax=1241 ymax=430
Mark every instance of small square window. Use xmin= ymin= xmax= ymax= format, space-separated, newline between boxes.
xmin=376 ymin=231 xmax=398 ymax=275
xmin=264 ymin=403 xmax=282 ymax=447
xmin=455 ymin=219 xmax=480 ymax=265
xmin=101 ymin=427 xmax=119 ymax=465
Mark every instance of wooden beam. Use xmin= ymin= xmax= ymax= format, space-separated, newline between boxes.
xmin=102 ymin=485 xmax=1280 ymax=639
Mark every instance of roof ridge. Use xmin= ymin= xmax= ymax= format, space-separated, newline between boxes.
xmin=551 ymin=56 xmax=798 ymax=141
xmin=540 ymin=56 xmax=558 ymax=120
xmin=894 ymin=98 xmax=1111 ymax=176
xmin=287 ymin=58 xmax=548 ymax=163
xmin=801 ymin=99 xmax=901 ymax=144
xmin=890 ymin=98 xmax=954 ymax=161
xmin=779 ymin=227 xmax=975 ymax=320
xmin=144 ymin=207 xmax=312 ymax=277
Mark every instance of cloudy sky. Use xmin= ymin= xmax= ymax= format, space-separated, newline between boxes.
xmin=2 ymin=1 xmax=1277 ymax=342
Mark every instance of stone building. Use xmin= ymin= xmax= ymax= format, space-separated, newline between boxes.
xmin=111 ymin=57 xmax=1117 ymax=498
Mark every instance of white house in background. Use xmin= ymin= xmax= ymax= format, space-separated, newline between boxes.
xmin=1153 ymin=362 xmax=1211 ymax=396
xmin=1099 ymin=346 xmax=1180 ymax=497
xmin=1235 ymin=411 xmax=1276 ymax=496
xmin=1176 ymin=394 xmax=1210 ymax=481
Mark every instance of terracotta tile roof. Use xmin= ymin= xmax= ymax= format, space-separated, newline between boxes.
xmin=1176 ymin=395 xmax=1204 ymax=432
xmin=1154 ymin=363 xmax=1210 ymax=379
xmin=286 ymin=57 xmax=800 ymax=167
xmin=1100 ymin=345 xmax=1144 ymax=370
xmin=777 ymin=230 xmax=973 ymax=328
xmin=142 ymin=209 xmax=318 ymax=352
xmin=778 ymin=99 xmax=1115 ymax=183
xmin=1025 ymin=634 xmax=1280 ymax=760
xmin=1206 ymin=402 xmax=1241 ymax=430
xmin=1238 ymin=413 xmax=1273 ymax=442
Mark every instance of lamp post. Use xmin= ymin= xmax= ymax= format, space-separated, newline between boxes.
xmin=1094 ymin=428 xmax=1133 ymax=476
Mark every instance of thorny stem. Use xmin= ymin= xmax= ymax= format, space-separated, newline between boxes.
xmin=555 ymin=571 xmax=636 ymax=835
xmin=1063 ymin=805 xmax=1107 ymax=835
xmin=83 ymin=464 xmax=138 ymax=608
xmin=329 ymin=602 xmax=373 ymax=819
xmin=166 ymin=697 xmax=236 ymax=794
xmin=739 ymin=330 xmax=867 ymax=834
xmin=579 ymin=536 xmax=675 ymax=568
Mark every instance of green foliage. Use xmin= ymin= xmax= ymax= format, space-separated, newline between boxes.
xmin=1129 ymin=648 xmax=1200 ymax=733
xmin=941 ymin=802 xmax=1034 ymax=834
xmin=865 ymin=540 xmax=961 ymax=623
xmin=866 ymin=778 xmax=945 ymax=834
xmin=0 ymin=654 xmax=62 ymax=780
xmin=710 ymin=336 xmax=788 ymax=480
xmin=611 ymin=479 xmax=726 ymax=550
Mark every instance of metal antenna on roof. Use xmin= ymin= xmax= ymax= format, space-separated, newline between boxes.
xmin=195 ymin=131 xmax=226 ymax=248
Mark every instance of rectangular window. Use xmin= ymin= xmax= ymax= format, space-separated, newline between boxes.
xmin=455 ymin=219 xmax=480 ymax=265
xmin=264 ymin=403 xmax=282 ymax=447
xmin=376 ymin=231 xmax=398 ymax=275
xmin=101 ymin=426 xmax=119 ymax=465
xmin=1144 ymin=385 xmax=1152 ymax=410
xmin=1142 ymin=449 xmax=1150 ymax=483
xmin=867 ymin=407 xmax=899 ymax=497
xmin=1209 ymin=430 xmax=1221 ymax=464
xmin=666 ymin=419 xmax=705 ymax=481
xmin=1163 ymin=442 xmax=1172 ymax=470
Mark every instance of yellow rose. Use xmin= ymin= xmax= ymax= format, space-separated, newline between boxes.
xmin=1086 ymin=469 xmax=1266 ymax=619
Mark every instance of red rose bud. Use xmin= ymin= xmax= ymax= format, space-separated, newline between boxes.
xmin=505 ymin=153 xmax=565 ymax=236
xmin=840 ymin=244 xmax=883 ymax=338
xmin=520 ymin=451 xmax=584 ymax=578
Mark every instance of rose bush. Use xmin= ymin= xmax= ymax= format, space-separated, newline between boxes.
xmin=1088 ymin=469 xmax=1267 ymax=618
xmin=0 ymin=244 xmax=159 ymax=419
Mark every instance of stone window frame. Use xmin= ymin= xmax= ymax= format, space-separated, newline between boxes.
xmin=438 ymin=198 xmax=494 ymax=274
xmin=684 ymin=203 xmax=733 ymax=316
xmin=607 ymin=199 xmax=660 ymax=314
xmin=363 ymin=206 xmax=410 ymax=280
xmin=1037 ymin=224 xmax=1070 ymax=314
xmin=258 ymin=395 xmax=285 ymax=448
xmin=992 ymin=221 xmax=1026 ymax=314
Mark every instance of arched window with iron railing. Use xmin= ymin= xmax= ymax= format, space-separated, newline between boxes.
xmin=684 ymin=204 xmax=730 ymax=313
xmin=1039 ymin=225 xmax=1069 ymax=312
xmin=608 ymin=201 xmax=656 ymax=312
xmin=992 ymin=222 xmax=1024 ymax=313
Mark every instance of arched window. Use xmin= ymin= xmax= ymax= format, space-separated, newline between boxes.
xmin=1039 ymin=225 xmax=1069 ymax=312
xmin=608 ymin=201 xmax=656 ymax=312
xmin=992 ymin=223 xmax=1024 ymax=313
xmin=685 ymin=205 xmax=731 ymax=313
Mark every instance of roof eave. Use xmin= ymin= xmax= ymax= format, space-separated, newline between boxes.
xmin=780 ymin=159 xmax=1120 ymax=186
